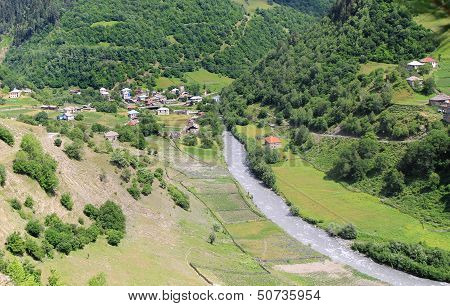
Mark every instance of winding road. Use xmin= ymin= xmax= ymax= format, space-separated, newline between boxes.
xmin=223 ymin=131 xmax=446 ymax=286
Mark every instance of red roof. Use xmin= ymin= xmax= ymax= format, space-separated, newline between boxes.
xmin=264 ymin=136 xmax=282 ymax=144
xmin=421 ymin=57 xmax=436 ymax=63
xmin=127 ymin=120 xmax=139 ymax=126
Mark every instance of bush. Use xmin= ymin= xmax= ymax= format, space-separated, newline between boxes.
xmin=25 ymin=220 xmax=43 ymax=238
xmin=0 ymin=125 xmax=14 ymax=146
xmin=54 ymin=138 xmax=62 ymax=147
xmin=137 ymin=168 xmax=154 ymax=185
xmin=326 ymin=223 xmax=341 ymax=237
xmin=141 ymin=183 xmax=152 ymax=196
xmin=120 ymin=169 xmax=131 ymax=183
xmin=10 ymin=198 xmax=22 ymax=210
xmin=106 ymin=230 xmax=124 ymax=246
xmin=168 ymin=185 xmax=190 ymax=211
xmin=338 ymin=224 xmax=357 ymax=240
xmin=25 ymin=238 xmax=45 ymax=261
xmin=96 ymin=201 xmax=126 ymax=233
xmin=13 ymin=134 xmax=58 ymax=194
xmin=6 ymin=232 xmax=25 ymax=256
xmin=88 ymin=273 xmax=107 ymax=286
xmin=289 ymin=206 xmax=300 ymax=217
xmin=127 ymin=181 xmax=141 ymax=200
xmin=60 ymin=193 xmax=74 ymax=211
xmin=208 ymin=232 xmax=216 ymax=245
xmin=24 ymin=196 xmax=34 ymax=209
xmin=64 ymin=141 xmax=84 ymax=160
xmin=0 ymin=164 xmax=6 ymax=187
xmin=83 ymin=204 xmax=99 ymax=219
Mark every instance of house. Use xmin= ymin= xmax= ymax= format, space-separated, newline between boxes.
xmin=212 ymin=95 xmax=220 ymax=103
xmin=156 ymin=107 xmax=170 ymax=116
xmin=444 ymin=107 xmax=450 ymax=123
xmin=170 ymin=88 xmax=180 ymax=95
xmin=40 ymin=105 xmax=58 ymax=110
xmin=429 ymin=93 xmax=450 ymax=107
xmin=407 ymin=60 xmax=425 ymax=70
xmin=57 ymin=113 xmax=75 ymax=121
xmin=99 ymin=88 xmax=110 ymax=97
xmin=189 ymin=96 xmax=203 ymax=104
xmin=104 ymin=131 xmax=119 ymax=142
xmin=63 ymin=106 xmax=77 ymax=114
xmin=406 ymin=76 xmax=423 ymax=87
xmin=264 ymin=136 xmax=282 ymax=149
xmin=420 ymin=57 xmax=438 ymax=68
xmin=22 ymin=88 xmax=32 ymax=94
xmin=9 ymin=88 xmax=21 ymax=99
xmin=69 ymin=89 xmax=81 ymax=95
xmin=121 ymin=88 xmax=132 ymax=100
xmin=127 ymin=119 xmax=139 ymax=126
xmin=184 ymin=122 xmax=200 ymax=135
xmin=174 ymin=109 xmax=188 ymax=115
xmin=128 ymin=110 xmax=139 ymax=119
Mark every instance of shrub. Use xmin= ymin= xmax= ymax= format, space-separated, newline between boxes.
xmin=88 ymin=273 xmax=107 ymax=286
xmin=54 ymin=138 xmax=62 ymax=147
xmin=168 ymin=185 xmax=190 ymax=211
xmin=48 ymin=269 xmax=63 ymax=286
xmin=0 ymin=125 xmax=14 ymax=146
xmin=141 ymin=183 xmax=152 ymax=196
xmin=25 ymin=220 xmax=43 ymax=238
xmin=338 ymin=224 xmax=357 ymax=240
xmin=137 ymin=168 xmax=154 ymax=185
xmin=127 ymin=181 xmax=141 ymax=200
xmin=60 ymin=193 xmax=74 ymax=211
xmin=97 ymin=201 xmax=126 ymax=233
xmin=83 ymin=204 xmax=99 ymax=219
xmin=106 ymin=230 xmax=124 ymax=246
xmin=208 ymin=232 xmax=216 ymax=245
xmin=6 ymin=232 xmax=25 ymax=256
xmin=0 ymin=164 xmax=6 ymax=187
xmin=120 ymin=169 xmax=131 ymax=183
xmin=24 ymin=196 xmax=34 ymax=209
xmin=10 ymin=198 xmax=22 ymax=210
xmin=13 ymin=134 xmax=58 ymax=194
xmin=289 ymin=206 xmax=300 ymax=217
xmin=63 ymin=141 xmax=84 ymax=160
xmin=25 ymin=238 xmax=45 ymax=261
xmin=326 ymin=223 xmax=341 ymax=237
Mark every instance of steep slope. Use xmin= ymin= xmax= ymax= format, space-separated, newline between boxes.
xmin=2 ymin=0 xmax=317 ymax=88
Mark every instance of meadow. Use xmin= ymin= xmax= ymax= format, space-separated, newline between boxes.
xmin=156 ymin=69 xmax=233 ymax=92
xmin=272 ymin=159 xmax=450 ymax=251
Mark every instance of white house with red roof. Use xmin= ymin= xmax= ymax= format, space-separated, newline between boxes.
xmin=420 ymin=57 xmax=438 ymax=68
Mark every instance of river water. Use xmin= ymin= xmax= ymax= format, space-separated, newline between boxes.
xmin=223 ymin=132 xmax=446 ymax=286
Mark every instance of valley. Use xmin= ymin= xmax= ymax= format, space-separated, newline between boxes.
xmin=0 ymin=0 xmax=449 ymax=287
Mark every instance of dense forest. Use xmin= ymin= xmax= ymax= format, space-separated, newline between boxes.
xmin=0 ymin=0 xmax=74 ymax=45
xmin=1 ymin=0 xmax=324 ymax=88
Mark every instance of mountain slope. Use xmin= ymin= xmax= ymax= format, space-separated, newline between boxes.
xmin=2 ymin=0 xmax=317 ymax=88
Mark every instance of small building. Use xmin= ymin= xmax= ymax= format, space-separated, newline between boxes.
xmin=184 ymin=122 xmax=200 ymax=135
xmin=9 ymin=88 xmax=21 ymax=99
xmin=99 ymin=88 xmax=110 ymax=97
xmin=212 ymin=95 xmax=220 ymax=103
xmin=420 ymin=57 xmax=438 ymax=69
xmin=121 ymin=88 xmax=132 ymax=100
xmin=156 ymin=107 xmax=170 ymax=116
xmin=174 ymin=109 xmax=188 ymax=115
xmin=69 ymin=89 xmax=81 ymax=95
xmin=40 ymin=105 xmax=58 ymax=110
xmin=406 ymin=76 xmax=423 ymax=87
xmin=104 ymin=131 xmax=119 ymax=142
xmin=407 ymin=60 xmax=425 ymax=70
xmin=429 ymin=93 xmax=450 ymax=107
xmin=63 ymin=106 xmax=77 ymax=114
xmin=57 ymin=113 xmax=75 ymax=121
xmin=444 ymin=109 xmax=450 ymax=123
xmin=128 ymin=110 xmax=139 ymax=119
xmin=22 ymin=88 xmax=32 ymax=94
xmin=264 ymin=136 xmax=282 ymax=150
xmin=190 ymin=96 xmax=203 ymax=104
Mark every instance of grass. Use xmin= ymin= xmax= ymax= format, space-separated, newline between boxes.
xmin=232 ymin=0 xmax=277 ymax=14
xmin=272 ymin=159 xmax=450 ymax=251
xmin=414 ymin=11 xmax=450 ymax=94
xmin=182 ymin=145 xmax=222 ymax=164
xmin=184 ymin=69 xmax=234 ymax=93
xmin=359 ymin=61 xmax=396 ymax=75
xmin=235 ymin=124 xmax=272 ymax=140
xmin=82 ymin=112 xmax=128 ymax=127
xmin=90 ymin=21 xmax=123 ymax=28
xmin=158 ymin=114 xmax=190 ymax=129
xmin=392 ymin=88 xmax=433 ymax=105
xmin=156 ymin=69 xmax=234 ymax=93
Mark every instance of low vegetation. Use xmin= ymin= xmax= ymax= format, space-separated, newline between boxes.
xmin=352 ymin=241 xmax=450 ymax=282
xmin=12 ymin=134 xmax=59 ymax=194
xmin=0 ymin=125 xmax=14 ymax=146
xmin=167 ymin=185 xmax=190 ymax=211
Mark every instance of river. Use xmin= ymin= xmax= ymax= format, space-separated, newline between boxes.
xmin=223 ymin=132 xmax=446 ymax=286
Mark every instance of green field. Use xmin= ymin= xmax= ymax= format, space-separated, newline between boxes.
xmin=272 ymin=159 xmax=450 ymax=251
xmin=392 ymin=88 xmax=432 ymax=105
xmin=82 ymin=111 xmax=128 ymax=127
xmin=182 ymin=145 xmax=222 ymax=164
xmin=156 ymin=69 xmax=233 ymax=92
xmin=232 ymin=0 xmax=277 ymax=13
xmin=235 ymin=124 xmax=272 ymax=140
xmin=359 ymin=61 xmax=396 ymax=75
xmin=414 ymin=12 xmax=450 ymax=94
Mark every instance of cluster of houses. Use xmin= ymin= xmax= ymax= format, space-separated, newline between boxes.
xmin=8 ymin=88 xmax=32 ymax=99
xmin=56 ymin=105 xmax=96 ymax=121
xmin=406 ymin=57 xmax=438 ymax=88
